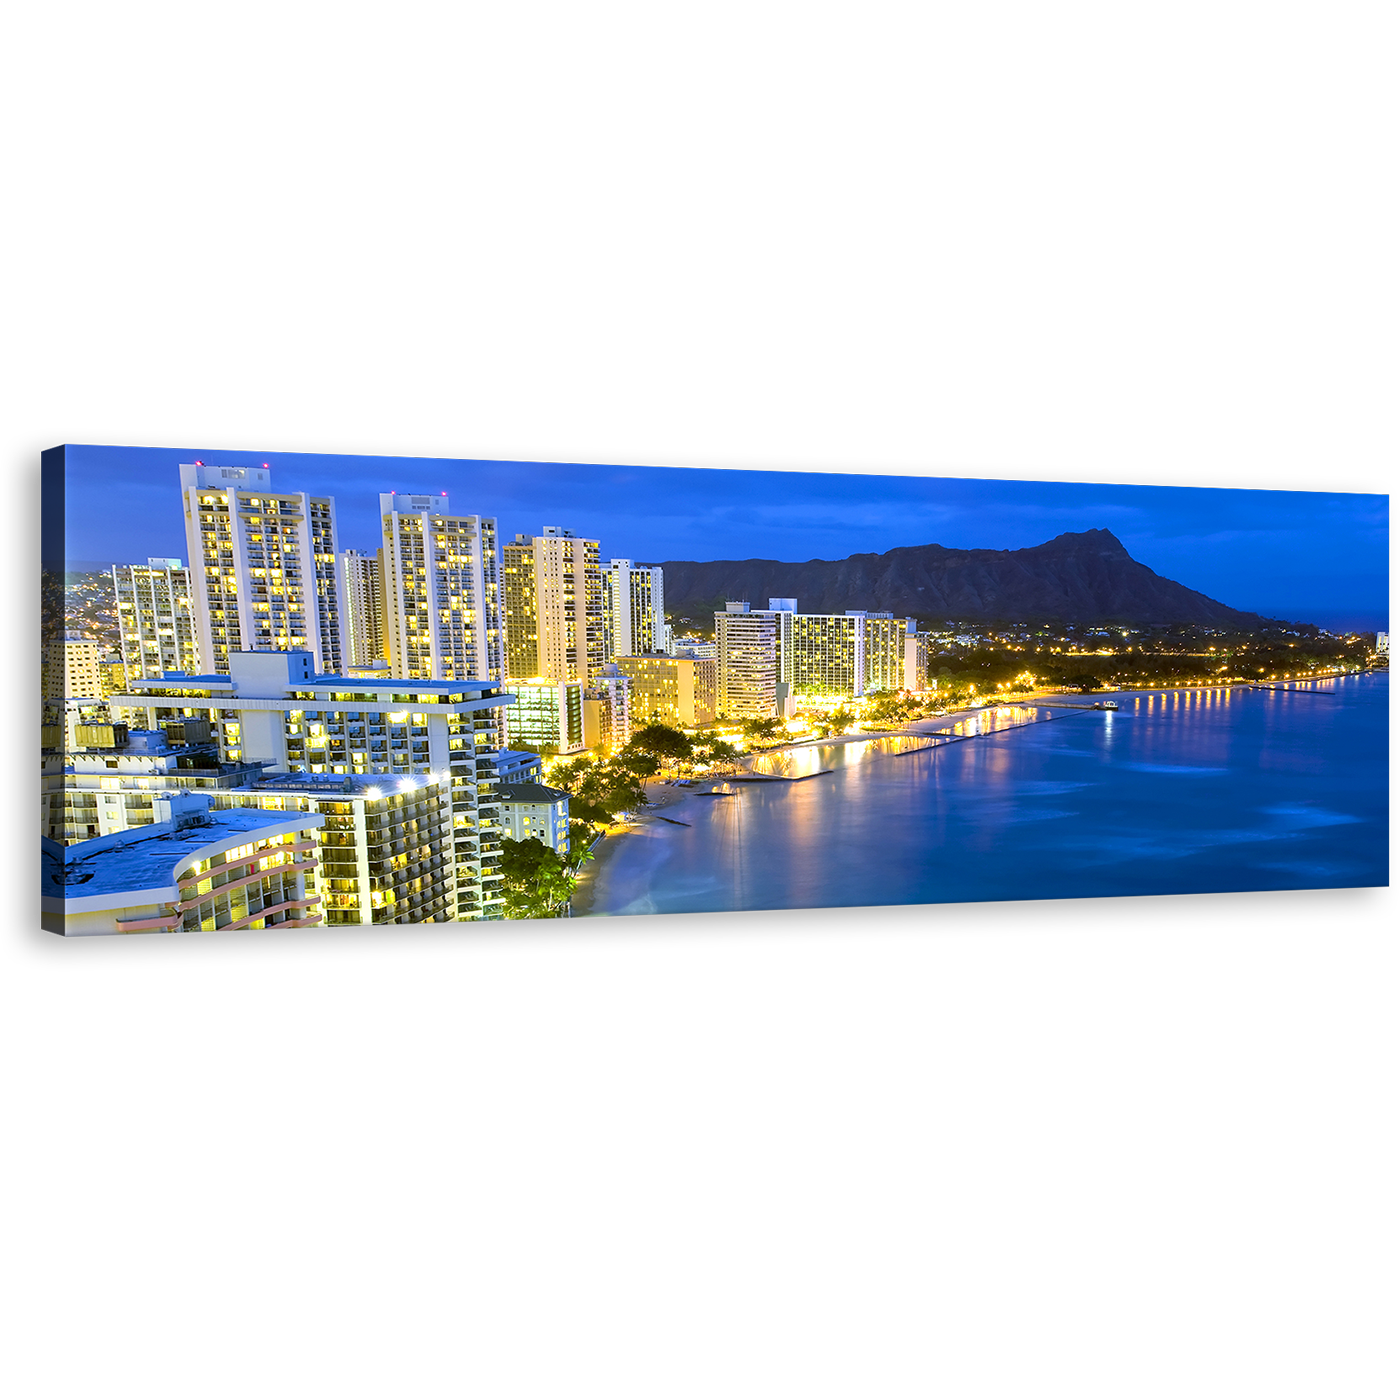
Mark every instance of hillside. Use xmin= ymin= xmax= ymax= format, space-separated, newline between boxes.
xmin=649 ymin=529 xmax=1268 ymax=627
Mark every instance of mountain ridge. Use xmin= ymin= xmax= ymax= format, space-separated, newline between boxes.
xmin=645 ymin=529 xmax=1272 ymax=627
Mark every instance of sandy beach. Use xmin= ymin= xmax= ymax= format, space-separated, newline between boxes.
xmin=569 ymin=776 xmax=702 ymax=917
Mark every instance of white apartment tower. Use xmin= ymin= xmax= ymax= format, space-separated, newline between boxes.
xmin=339 ymin=548 xmax=384 ymax=668
xmin=179 ymin=463 xmax=344 ymax=676
xmin=502 ymin=527 xmax=604 ymax=683
xmin=603 ymin=559 xmax=665 ymax=659
xmin=113 ymin=560 xmax=201 ymax=680
xmin=714 ymin=602 xmax=779 ymax=719
xmin=378 ymin=494 xmax=502 ymax=685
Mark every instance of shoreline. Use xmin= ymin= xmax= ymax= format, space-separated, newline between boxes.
xmin=569 ymin=671 xmax=1379 ymax=915
xmin=736 ymin=673 xmax=1371 ymax=765
xmin=569 ymin=776 xmax=701 ymax=917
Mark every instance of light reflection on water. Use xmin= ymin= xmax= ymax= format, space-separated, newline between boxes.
xmin=578 ymin=675 xmax=1388 ymax=917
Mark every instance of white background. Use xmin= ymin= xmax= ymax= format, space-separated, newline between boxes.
xmin=5 ymin=2 xmax=1394 ymax=462
xmin=5 ymin=940 xmax=1394 ymax=1400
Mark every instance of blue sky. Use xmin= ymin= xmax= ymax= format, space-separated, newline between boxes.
xmin=55 ymin=444 xmax=1389 ymax=632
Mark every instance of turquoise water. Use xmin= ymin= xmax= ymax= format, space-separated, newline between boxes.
xmin=579 ymin=674 xmax=1389 ymax=916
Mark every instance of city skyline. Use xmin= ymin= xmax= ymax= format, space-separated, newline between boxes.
xmin=52 ymin=444 xmax=1389 ymax=633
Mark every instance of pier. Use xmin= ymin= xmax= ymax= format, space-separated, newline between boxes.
xmin=1032 ymin=700 xmax=1120 ymax=711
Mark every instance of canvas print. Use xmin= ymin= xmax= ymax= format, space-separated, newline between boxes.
xmin=41 ymin=445 xmax=1389 ymax=935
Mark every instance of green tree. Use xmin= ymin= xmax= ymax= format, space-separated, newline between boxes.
xmin=740 ymin=716 xmax=785 ymax=744
xmin=693 ymin=736 xmax=741 ymax=769
xmin=499 ymin=836 xmax=578 ymax=919
xmin=565 ymin=820 xmax=599 ymax=871
xmin=549 ymin=754 xmax=648 ymax=830
xmin=626 ymin=723 xmax=695 ymax=771
xmin=612 ymin=747 xmax=661 ymax=780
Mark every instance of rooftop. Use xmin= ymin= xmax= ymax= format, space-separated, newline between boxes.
xmin=47 ymin=809 xmax=319 ymax=900
xmin=496 ymin=782 xmax=571 ymax=805
xmin=492 ymin=749 xmax=544 ymax=767
xmin=123 ymin=672 xmax=507 ymax=697
xmin=252 ymin=772 xmax=445 ymax=797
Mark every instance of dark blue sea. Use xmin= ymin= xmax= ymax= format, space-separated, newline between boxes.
xmin=577 ymin=674 xmax=1389 ymax=916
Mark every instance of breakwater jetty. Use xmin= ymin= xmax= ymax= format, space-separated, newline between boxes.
xmin=729 ymin=770 xmax=834 ymax=783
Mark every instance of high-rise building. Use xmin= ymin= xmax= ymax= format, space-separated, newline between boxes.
xmin=1377 ymin=631 xmax=1389 ymax=655
xmin=213 ymin=773 xmax=460 ymax=925
xmin=377 ymin=494 xmax=502 ymax=685
xmin=42 ymin=795 xmax=326 ymax=936
xmin=44 ymin=634 xmax=104 ymax=702
xmin=99 ymin=656 xmax=128 ymax=699
xmin=904 ymin=628 xmax=933 ymax=692
xmin=785 ymin=613 xmax=863 ymax=697
xmin=776 ymin=607 xmax=922 ymax=700
xmin=863 ymin=614 xmax=911 ymax=694
xmin=502 ymin=527 xmax=603 ymax=683
xmin=179 ymin=463 xmax=344 ymax=676
xmin=603 ymin=559 xmax=665 ymax=659
xmin=113 ymin=560 xmax=201 ymax=681
xmin=504 ymin=680 xmax=586 ymax=755
xmin=582 ymin=670 xmax=633 ymax=749
xmin=110 ymin=650 xmax=513 ymax=920
xmin=767 ymin=599 xmax=796 ymax=698
xmin=714 ymin=603 xmax=778 ymax=719
xmin=339 ymin=548 xmax=384 ymax=669
xmin=612 ymin=655 xmax=716 ymax=727
xmin=45 ymin=724 xmax=266 ymax=845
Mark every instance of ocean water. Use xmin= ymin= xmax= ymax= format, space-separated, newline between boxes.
xmin=577 ymin=673 xmax=1389 ymax=916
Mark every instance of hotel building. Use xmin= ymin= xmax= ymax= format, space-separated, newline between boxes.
xmin=502 ymin=527 xmax=604 ymax=682
xmin=44 ymin=634 xmax=104 ymax=702
xmin=109 ymin=650 xmax=513 ymax=921
xmin=179 ymin=463 xmax=345 ymax=676
xmin=41 ymin=794 xmax=326 ymax=936
xmin=784 ymin=613 xmax=862 ymax=697
xmin=213 ymin=773 xmax=461 ymax=925
xmin=504 ymin=680 xmax=586 ymax=756
xmin=582 ymin=670 xmax=633 ymax=749
xmin=714 ymin=603 xmax=779 ymax=719
xmin=99 ymin=656 xmax=128 ymax=699
xmin=863 ymin=614 xmax=910 ymax=694
xmin=904 ymin=629 xmax=932 ymax=692
xmin=113 ymin=559 xmax=201 ymax=681
xmin=612 ymin=655 xmax=716 ymax=727
xmin=673 ymin=638 xmax=717 ymax=662
xmin=603 ymin=559 xmax=665 ymax=659
xmin=45 ymin=723 xmax=266 ymax=845
xmin=497 ymin=782 xmax=571 ymax=854
xmin=339 ymin=548 xmax=385 ymax=669
xmin=768 ymin=602 xmax=922 ymax=701
xmin=377 ymin=494 xmax=502 ymax=686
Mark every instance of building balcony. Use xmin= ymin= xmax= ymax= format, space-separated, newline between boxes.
xmin=113 ymin=911 xmax=182 ymax=932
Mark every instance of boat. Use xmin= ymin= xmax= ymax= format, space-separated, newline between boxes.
xmin=1094 ymin=700 xmax=1119 ymax=710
